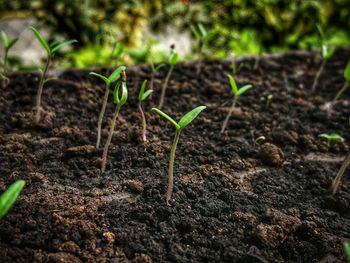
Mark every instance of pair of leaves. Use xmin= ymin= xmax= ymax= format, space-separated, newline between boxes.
xmin=89 ymin=65 xmax=126 ymax=86
xmin=190 ymin=23 xmax=208 ymax=42
xmin=138 ymin=80 xmax=153 ymax=102
xmin=1 ymin=31 xmax=18 ymax=50
xmin=150 ymin=61 xmax=165 ymax=73
xmin=344 ymin=59 xmax=350 ymax=81
xmin=228 ymin=74 xmax=253 ymax=98
xmin=318 ymin=133 xmax=344 ymax=142
xmin=322 ymin=45 xmax=334 ymax=60
xmin=152 ymin=106 xmax=206 ymax=131
xmin=0 ymin=180 xmax=25 ymax=219
xmin=114 ymin=79 xmax=128 ymax=107
xmin=168 ymin=48 xmax=178 ymax=65
xmin=29 ymin=26 xmax=77 ymax=57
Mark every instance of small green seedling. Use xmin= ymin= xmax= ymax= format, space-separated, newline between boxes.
xmin=0 ymin=180 xmax=25 ymax=219
xmin=333 ymin=59 xmax=350 ymax=102
xmin=190 ymin=23 xmax=208 ymax=74
xmin=221 ymin=74 xmax=252 ymax=133
xmin=89 ymin=65 xmax=126 ymax=148
xmin=1 ymin=31 xmax=18 ymax=75
xmin=266 ymin=94 xmax=273 ymax=108
xmin=29 ymin=26 xmax=77 ymax=124
xmin=344 ymin=242 xmax=350 ymax=263
xmin=149 ymin=61 xmax=165 ymax=91
xmin=152 ymin=105 xmax=206 ymax=204
xmin=138 ymin=80 xmax=153 ymax=142
xmin=158 ymin=45 xmax=178 ymax=108
xmin=318 ymin=133 xmax=344 ymax=148
xmin=101 ymin=70 xmax=128 ymax=173
xmin=255 ymin=136 xmax=266 ymax=145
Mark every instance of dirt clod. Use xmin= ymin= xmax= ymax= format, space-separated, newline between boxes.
xmin=259 ymin=143 xmax=284 ymax=166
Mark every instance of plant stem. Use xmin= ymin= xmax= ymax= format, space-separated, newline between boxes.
xmin=166 ymin=129 xmax=181 ymax=204
xmin=196 ymin=42 xmax=203 ymax=75
xmin=101 ymin=106 xmax=120 ymax=173
xmin=138 ymin=102 xmax=147 ymax=142
xmin=331 ymin=152 xmax=350 ymax=194
xmin=158 ymin=65 xmax=174 ymax=109
xmin=96 ymin=85 xmax=110 ymax=148
xmin=220 ymin=97 xmax=237 ymax=133
xmin=311 ymin=60 xmax=326 ymax=93
xmin=34 ymin=56 xmax=51 ymax=124
xmin=333 ymin=80 xmax=349 ymax=102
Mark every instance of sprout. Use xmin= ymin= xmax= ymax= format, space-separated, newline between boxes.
xmin=149 ymin=61 xmax=165 ymax=91
xmin=89 ymin=65 xmax=126 ymax=148
xmin=0 ymin=180 xmax=25 ymax=219
xmin=158 ymin=45 xmax=178 ymax=108
xmin=1 ymin=31 xmax=18 ymax=75
xmin=318 ymin=133 xmax=344 ymax=148
xmin=101 ymin=70 xmax=128 ymax=173
xmin=190 ymin=23 xmax=208 ymax=74
xmin=221 ymin=74 xmax=253 ymax=133
xmin=255 ymin=136 xmax=266 ymax=145
xmin=152 ymin=106 xmax=206 ymax=204
xmin=333 ymin=59 xmax=350 ymax=102
xmin=29 ymin=26 xmax=77 ymax=124
xmin=138 ymin=80 xmax=153 ymax=142
xmin=344 ymin=242 xmax=350 ymax=263
xmin=266 ymin=94 xmax=273 ymax=108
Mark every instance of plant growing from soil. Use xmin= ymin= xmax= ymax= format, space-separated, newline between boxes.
xmin=221 ymin=74 xmax=252 ymax=133
xmin=89 ymin=65 xmax=126 ymax=148
xmin=158 ymin=45 xmax=178 ymax=108
xmin=1 ymin=31 xmax=18 ymax=75
xmin=152 ymin=105 xmax=206 ymax=204
xmin=29 ymin=26 xmax=77 ymax=124
xmin=190 ymin=23 xmax=208 ymax=74
xmin=0 ymin=180 xmax=25 ymax=219
xmin=333 ymin=59 xmax=350 ymax=102
xmin=101 ymin=70 xmax=128 ymax=173
xmin=344 ymin=242 xmax=350 ymax=263
xmin=149 ymin=61 xmax=165 ymax=91
xmin=331 ymin=151 xmax=350 ymax=194
xmin=318 ymin=133 xmax=344 ymax=148
xmin=138 ymin=80 xmax=153 ymax=142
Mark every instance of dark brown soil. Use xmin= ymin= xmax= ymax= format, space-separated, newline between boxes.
xmin=0 ymin=49 xmax=350 ymax=263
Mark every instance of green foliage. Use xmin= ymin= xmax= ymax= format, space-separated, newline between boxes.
xmin=114 ymin=77 xmax=128 ymax=107
xmin=321 ymin=45 xmax=334 ymax=60
xmin=168 ymin=47 xmax=178 ymax=65
xmin=318 ymin=133 xmax=344 ymax=147
xmin=344 ymin=60 xmax=350 ymax=81
xmin=0 ymin=180 xmax=25 ymax=219
xmin=344 ymin=242 xmax=350 ymax=263
xmin=138 ymin=80 xmax=153 ymax=102
xmin=228 ymin=74 xmax=252 ymax=99
xmin=150 ymin=61 xmax=165 ymax=73
xmin=89 ymin=65 xmax=126 ymax=86
xmin=1 ymin=31 xmax=18 ymax=51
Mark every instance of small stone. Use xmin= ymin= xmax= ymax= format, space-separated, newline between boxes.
xmin=259 ymin=143 xmax=284 ymax=166
xmin=103 ymin=231 xmax=115 ymax=243
xmin=132 ymin=253 xmax=153 ymax=263
xmin=65 ymin=145 xmax=95 ymax=156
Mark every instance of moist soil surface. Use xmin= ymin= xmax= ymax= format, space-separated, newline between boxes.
xmin=0 ymin=49 xmax=350 ymax=263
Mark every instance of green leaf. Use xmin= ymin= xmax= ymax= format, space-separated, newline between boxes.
xmin=89 ymin=72 xmax=110 ymax=85
xmin=198 ymin=23 xmax=207 ymax=38
xmin=318 ymin=133 xmax=343 ymax=141
xmin=190 ymin=24 xmax=200 ymax=41
xmin=0 ymin=180 xmax=25 ymax=219
xmin=138 ymin=80 xmax=147 ymax=101
xmin=344 ymin=59 xmax=350 ymax=81
xmin=169 ymin=49 xmax=178 ymax=65
xmin=51 ymin=39 xmax=77 ymax=54
xmin=155 ymin=63 xmax=165 ymax=72
xmin=114 ymin=81 xmax=128 ymax=107
xmin=322 ymin=45 xmax=334 ymax=60
xmin=111 ymin=43 xmax=124 ymax=59
xmin=237 ymin=84 xmax=253 ymax=96
xmin=152 ymin=108 xmax=180 ymax=130
xmin=316 ymin=23 xmax=324 ymax=41
xmin=344 ymin=242 xmax=350 ymax=263
xmin=1 ymin=31 xmax=9 ymax=48
xmin=7 ymin=38 xmax=18 ymax=50
xmin=108 ymin=65 xmax=126 ymax=82
xmin=228 ymin=74 xmax=238 ymax=96
xmin=141 ymin=89 xmax=153 ymax=101
xmin=29 ymin=26 xmax=51 ymax=55
xmin=43 ymin=76 xmax=57 ymax=85
xmin=178 ymin=105 xmax=206 ymax=129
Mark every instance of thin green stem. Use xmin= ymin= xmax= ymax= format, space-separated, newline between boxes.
xmin=101 ymin=106 xmax=120 ymax=173
xmin=331 ymin=152 xmax=350 ymax=194
xmin=312 ymin=60 xmax=326 ymax=93
xmin=333 ymin=80 xmax=349 ymax=102
xmin=220 ymin=97 xmax=237 ymax=133
xmin=158 ymin=65 xmax=174 ymax=109
xmin=138 ymin=101 xmax=147 ymax=142
xmin=96 ymin=85 xmax=110 ymax=148
xmin=34 ymin=56 xmax=51 ymax=124
xmin=166 ymin=129 xmax=181 ymax=204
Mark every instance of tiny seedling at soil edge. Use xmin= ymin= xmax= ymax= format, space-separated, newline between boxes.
xmin=138 ymin=80 xmax=153 ymax=142
xmin=344 ymin=242 xmax=350 ymax=263
xmin=1 ymin=31 xmax=18 ymax=75
xmin=89 ymin=65 xmax=126 ymax=148
xmin=29 ymin=26 xmax=77 ymax=124
xmin=0 ymin=180 xmax=25 ymax=219
xmin=158 ymin=45 xmax=178 ymax=108
xmin=333 ymin=59 xmax=350 ymax=102
xmin=318 ymin=133 xmax=344 ymax=148
xmin=149 ymin=61 xmax=165 ymax=91
xmin=221 ymin=74 xmax=252 ymax=133
xmin=152 ymin=105 xmax=206 ymax=204
xmin=101 ymin=70 xmax=128 ymax=173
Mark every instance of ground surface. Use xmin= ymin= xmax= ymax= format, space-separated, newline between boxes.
xmin=0 ymin=50 xmax=350 ymax=263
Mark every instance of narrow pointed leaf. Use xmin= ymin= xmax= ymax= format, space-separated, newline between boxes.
xmin=51 ymin=39 xmax=77 ymax=54
xmin=43 ymin=76 xmax=57 ymax=85
xmin=29 ymin=26 xmax=51 ymax=55
xmin=152 ymin=108 xmax=180 ymax=130
xmin=141 ymin=89 xmax=153 ymax=101
xmin=0 ymin=180 xmax=25 ymax=219
xmin=190 ymin=25 xmax=200 ymax=41
xmin=198 ymin=23 xmax=207 ymax=38
xmin=89 ymin=72 xmax=110 ymax=85
xmin=114 ymin=81 xmax=128 ymax=107
xmin=178 ymin=105 xmax=206 ymax=129
xmin=108 ymin=65 xmax=126 ymax=82
xmin=155 ymin=63 xmax=165 ymax=72
xmin=316 ymin=23 xmax=324 ymax=40
xmin=1 ymin=31 xmax=9 ymax=48
xmin=344 ymin=59 xmax=350 ymax=81
xmin=237 ymin=84 xmax=253 ymax=96
xmin=228 ymin=74 xmax=238 ymax=96
xmin=138 ymin=80 xmax=147 ymax=101
xmin=7 ymin=38 xmax=18 ymax=50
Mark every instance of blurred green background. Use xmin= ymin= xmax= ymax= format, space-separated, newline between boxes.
xmin=0 ymin=0 xmax=350 ymax=70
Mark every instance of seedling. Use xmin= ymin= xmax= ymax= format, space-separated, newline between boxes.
xmin=190 ymin=23 xmax=208 ymax=74
xmin=344 ymin=242 xmax=350 ymax=263
xmin=101 ymin=70 xmax=128 ymax=173
xmin=149 ymin=61 xmax=165 ymax=91
xmin=318 ymin=133 xmax=344 ymax=148
xmin=1 ymin=31 xmax=18 ymax=74
xmin=333 ymin=59 xmax=350 ymax=102
xmin=221 ymin=74 xmax=252 ymax=133
xmin=0 ymin=180 xmax=25 ymax=219
xmin=266 ymin=94 xmax=273 ymax=108
xmin=255 ymin=136 xmax=266 ymax=145
xmin=138 ymin=80 xmax=153 ymax=142
xmin=152 ymin=106 xmax=206 ymax=204
xmin=29 ymin=26 xmax=77 ymax=124
xmin=89 ymin=65 xmax=126 ymax=148
xmin=158 ymin=45 xmax=178 ymax=108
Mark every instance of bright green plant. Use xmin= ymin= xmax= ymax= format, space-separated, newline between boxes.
xmin=191 ymin=23 xmax=208 ymax=74
xmin=318 ymin=133 xmax=344 ymax=148
xmin=344 ymin=242 xmax=350 ymax=263
xmin=333 ymin=59 xmax=350 ymax=101
xmin=152 ymin=106 xmax=206 ymax=204
xmin=149 ymin=61 xmax=165 ymax=91
xmin=0 ymin=180 xmax=25 ymax=219
xmin=101 ymin=70 xmax=128 ymax=173
xmin=221 ymin=74 xmax=253 ymax=133
xmin=29 ymin=26 xmax=77 ymax=124
xmin=89 ymin=65 xmax=126 ymax=148
xmin=1 ymin=31 xmax=18 ymax=74
xmin=138 ymin=80 xmax=153 ymax=142
xmin=158 ymin=45 xmax=178 ymax=108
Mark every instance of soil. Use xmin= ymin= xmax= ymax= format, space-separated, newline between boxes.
xmin=0 ymin=49 xmax=350 ymax=263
